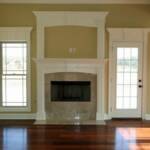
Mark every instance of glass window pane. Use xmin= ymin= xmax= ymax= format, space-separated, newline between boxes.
xmin=117 ymin=60 xmax=124 ymax=72
xmin=117 ymin=85 xmax=123 ymax=97
xmin=116 ymin=97 xmax=123 ymax=109
xmin=131 ymin=60 xmax=138 ymax=73
xmin=124 ymin=85 xmax=130 ymax=97
xmin=130 ymin=97 xmax=137 ymax=109
xmin=124 ymin=60 xmax=131 ymax=72
xmin=2 ymin=43 xmax=27 ymax=107
xmin=131 ymin=73 xmax=137 ymax=84
xmin=116 ymin=47 xmax=138 ymax=110
xmin=124 ymin=97 xmax=130 ymax=109
xmin=124 ymin=73 xmax=130 ymax=85
xmin=117 ymin=73 xmax=124 ymax=84
xmin=131 ymin=85 xmax=137 ymax=97
xmin=2 ymin=43 xmax=26 ymax=74
xmin=124 ymin=48 xmax=131 ymax=60
xmin=2 ymin=76 xmax=26 ymax=106
xmin=131 ymin=48 xmax=138 ymax=60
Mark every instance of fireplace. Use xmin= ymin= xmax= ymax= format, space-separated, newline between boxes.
xmin=34 ymin=11 xmax=107 ymax=123
xmin=45 ymin=72 xmax=97 ymax=121
xmin=51 ymin=81 xmax=91 ymax=102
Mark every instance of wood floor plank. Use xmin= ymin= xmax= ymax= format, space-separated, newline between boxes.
xmin=0 ymin=120 xmax=150 ymax=150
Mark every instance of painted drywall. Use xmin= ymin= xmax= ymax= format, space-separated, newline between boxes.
xmin=45 ymin=26 xmax=97 ymax=58
xmin=0 ymin=4 xmax=150 ymax=114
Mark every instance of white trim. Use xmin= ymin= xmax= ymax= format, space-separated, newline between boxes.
xmin=33 ymin=58 xmax=104 ymax=64
xmin=33 ymin=11 xmax=108 ymax=59
xmin=0 ymin=0 xmax=150 ymax=4
xmin=33 ymin=11 xmax=108 ymax=122
xmin=104 ymin=113 xmax=112 ymax=120
xmin=0 ymin=27 xmax=32 ymax=112
xmin=0 ymin=27 xmax=32 ymax=41
xmin=107 ymin=28 xmax=150 ymax=119
xmin=0 ymin=113 xmax=35 ymax=120
xmin=144 ymin=114 xmax=150 ymax=120
xmin=34 ymin=58 xmax=106 ymax=121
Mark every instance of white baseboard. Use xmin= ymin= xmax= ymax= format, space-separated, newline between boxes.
xmin=144 ymin=114 xmax=150 ymax=120
xmin=104 ymin=113 xmax=150 ymax=120
xmin=0 ymin=113 xmax=36 ymax=120
xmin=104 ymin=113 xmax=112 ymax=120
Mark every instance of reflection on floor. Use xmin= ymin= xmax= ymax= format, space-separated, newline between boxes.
xmin=0 ymin=119 xmax=150 ymax=150
xmin=2 ymin=128 xmax=27 ymax=150
xmin=116 ymin=128 xmax=150 ymax=150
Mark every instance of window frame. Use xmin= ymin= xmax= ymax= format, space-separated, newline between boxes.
xmin=0 ymin=27 xmax=32 ymax=112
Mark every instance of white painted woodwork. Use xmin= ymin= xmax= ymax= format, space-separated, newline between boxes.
xmin=34 ymin=58 xmax=107 ymax=121
xmin=33 ymin=11 xmax=108 ymax=59
xmin=0 ymin=27 xmax=32 ymax=112
xmin=108 ymin=28 xmax=150 ymax=119
xmin=33 ymin=11 xmax=108 ymax=122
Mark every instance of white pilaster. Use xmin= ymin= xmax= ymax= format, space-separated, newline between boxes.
xmin=96 ymin=63 xmax=105 ymax=120
xmin=36 ymin=65 xmax=46 ymax=120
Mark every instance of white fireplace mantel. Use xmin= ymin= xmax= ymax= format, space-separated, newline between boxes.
xmin=33 ymin=11 xmax=108 ymax=122
xmin=34 ymin=58 xmax=104 ymax=74
xmin=34 ymin=58 xmax=106 ymax=121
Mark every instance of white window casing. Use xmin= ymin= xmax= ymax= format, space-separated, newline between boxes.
xmin=0 ymin=27 xmax=32 ymax=112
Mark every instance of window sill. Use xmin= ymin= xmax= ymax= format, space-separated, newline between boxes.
xmin=0 ymin=106 xmax=31 ymax=112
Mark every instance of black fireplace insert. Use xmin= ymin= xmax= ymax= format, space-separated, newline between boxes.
xmin=51 ymin=81 xmax=91 ymax=102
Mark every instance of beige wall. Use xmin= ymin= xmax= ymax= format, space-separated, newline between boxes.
xmin=0 ymin=4 xmax=150 ymax=113
xmin=45 ymin=26 xmax=97 ymax=58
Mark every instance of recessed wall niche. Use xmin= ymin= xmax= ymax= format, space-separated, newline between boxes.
xmin=45 ymin=26 xmax=97 ymax=58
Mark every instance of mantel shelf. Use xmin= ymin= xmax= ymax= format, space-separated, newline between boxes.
xmin=33 ymin=58 xmax=108 ymax=65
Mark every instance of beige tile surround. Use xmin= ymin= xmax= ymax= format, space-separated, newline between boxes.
xmin=45 ymin=72 xmax=97 ymax=122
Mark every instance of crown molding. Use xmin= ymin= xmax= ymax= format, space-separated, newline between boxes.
xmin=0 ymin=0 xmax=150 ymax=4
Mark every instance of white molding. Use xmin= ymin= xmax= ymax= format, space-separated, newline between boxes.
xmin=33 ymin=11 xmax=108 ymax=59
xmin=0 ymin=107 xmax=31 ymax=112
xmin=34 ymin=58 xmax=107 ymax=121
xmin=0 ymin=0 xmax=150 ymax=4
xmin=104 ymin=113 xmax=112 ymax=120
xmin=33 ymin=58 xmax=104 ymax=64
xmin=144 ymin=114 xmax=150 ymax=120
xmin=107 ymin=28 xmax=150 ymax=119
xmin=0 ymin=27 xmax=32 ymax=41
xmin=0 ymin=27 xmax=32 ymax=112
xmin=0 ymin=113 xmax=35 ymax=120
xmin=33 ymin=11 xmax=108 ymax=122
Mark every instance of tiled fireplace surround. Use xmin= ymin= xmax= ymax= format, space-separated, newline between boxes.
xmin=34 ymin=11 xmax=108 ymax=123
xmin=45 ymin=72 xmax=97 ymax=121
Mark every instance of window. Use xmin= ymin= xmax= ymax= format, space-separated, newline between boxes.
xmin=116 ymin=47 xmax=138 ymax=109
xmin=0 ymin=27 xmax=32 ymax=112
xmin=1 ymin=43 xmax=27 ymax=106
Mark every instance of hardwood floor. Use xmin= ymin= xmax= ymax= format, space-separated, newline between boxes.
xmin=0 ymin=120 xmax=150 ymax=150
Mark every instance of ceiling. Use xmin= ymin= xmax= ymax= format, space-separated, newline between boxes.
xmin=0 ymin=0 xmax=150 ymax=4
